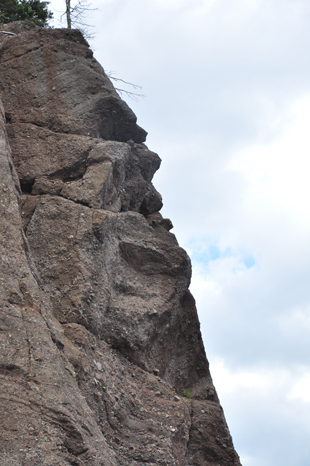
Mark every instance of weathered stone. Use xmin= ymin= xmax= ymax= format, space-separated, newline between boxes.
xmin=0 ymin=22 xmax=241 ymax=466
xmin=0 ymin=24 xmax=147 ymax=143
xmin=0 ymin=88 xmax=118 ymax=466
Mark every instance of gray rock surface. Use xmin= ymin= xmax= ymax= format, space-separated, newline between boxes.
xmin=0 ymin=22 xmax=242 ymax=466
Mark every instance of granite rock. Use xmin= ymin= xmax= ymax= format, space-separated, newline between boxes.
xmin=0 ymin=22 xmax=241 ymax=466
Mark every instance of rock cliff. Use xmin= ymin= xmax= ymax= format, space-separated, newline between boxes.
xmin=0 ymin=22 xmax=241 ymax=466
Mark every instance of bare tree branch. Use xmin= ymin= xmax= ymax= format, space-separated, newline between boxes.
xmin=107 ymin=72 xmax=145 ymax=101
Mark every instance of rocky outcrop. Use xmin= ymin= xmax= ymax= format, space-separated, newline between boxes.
xmin=0 ymin=22 xmax=241 ymax=466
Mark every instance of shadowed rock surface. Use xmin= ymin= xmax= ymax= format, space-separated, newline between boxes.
xmin=0 ymin=22 xmax=242 ymax=466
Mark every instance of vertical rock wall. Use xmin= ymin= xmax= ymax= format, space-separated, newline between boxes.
xmin=0 ymin=22 xmax=241 ymax=466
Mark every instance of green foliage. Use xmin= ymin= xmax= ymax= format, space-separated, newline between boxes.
xmin=0 ymin=0 xmax=53 ymax=27
xmin=180 ymin=388 xmax=192 ymax=399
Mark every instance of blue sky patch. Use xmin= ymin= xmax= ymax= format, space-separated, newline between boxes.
xmin=187 ymin=240 xmax=255 ymax=270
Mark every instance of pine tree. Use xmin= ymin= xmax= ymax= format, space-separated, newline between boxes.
xmin=0 ymin=0 xmax=53 ymax=27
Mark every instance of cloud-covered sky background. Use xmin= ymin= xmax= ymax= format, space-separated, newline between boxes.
xmin=49 ymin=1 xmax=310 ymax=464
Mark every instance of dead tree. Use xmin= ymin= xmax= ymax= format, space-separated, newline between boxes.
xmin=63 ymin=0 xmax=96 ymax=39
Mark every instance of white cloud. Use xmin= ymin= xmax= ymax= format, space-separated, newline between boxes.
xmin=279 ymin=306 xmax=310 ymax=335
xmin=210 ymin=359 xmax=310 ymax=466
xmin=289 ymin=372 xmax=310 ymax=403
xmin=152 ymin=0 xmax=213 ymax=11
xmin=211 ymin=358 xmax=276 ymax=393
xmin=229 ymin=94 xmax=310 ymax=230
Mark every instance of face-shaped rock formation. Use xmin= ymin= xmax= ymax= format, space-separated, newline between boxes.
xmin=0 ymin=22 xmax=241 ymax=466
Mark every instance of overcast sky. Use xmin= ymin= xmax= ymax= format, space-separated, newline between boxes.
xmin=49 ymin=1 xmax=310 ymax=464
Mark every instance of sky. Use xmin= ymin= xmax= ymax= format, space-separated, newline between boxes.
xmin=49 ymin=1 xmax=310 ymax=465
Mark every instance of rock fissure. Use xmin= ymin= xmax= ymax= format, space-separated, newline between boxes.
xmin=20 ymin=179 xmax=35 ymax=194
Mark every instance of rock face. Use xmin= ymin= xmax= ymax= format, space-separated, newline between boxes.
xmin=0 ymin=22 xmax=241 ymax=466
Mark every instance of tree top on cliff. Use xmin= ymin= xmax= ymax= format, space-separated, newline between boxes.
xmin=0 ymin=0 xmax=53 ymax=27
